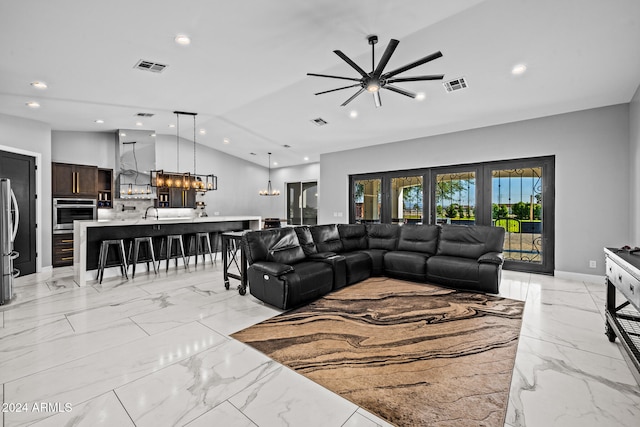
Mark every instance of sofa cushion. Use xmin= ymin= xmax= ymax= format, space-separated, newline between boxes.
xmin=338 ymin=224 xmax=368 ymax=251
xmin=311 ymin=224 xmax=344 ymax=253
xmin=366 ymin=224 xmax=400 ymax=250
xmin=342 ymin=252 xmax=372 ymax=285
xmin=358 ymin=249 xmax=387 ymax=276
xmin=397 ymin=224 xmax=440 ymax=254
xmin=245 ymin=228 xmax=304 ymax=264
xmin=294 ymin=226 xmax=318 ymax=256
xmin=427 ymin=255 xmax=480 ymax=290
xmin=437 ymin=224 xmax=505 ymax=260
xmin=384 ymin=251 xmax=429 ymax=282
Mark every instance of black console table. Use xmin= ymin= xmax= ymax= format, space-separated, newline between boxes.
xmin=222 ymin=231 xmax=249 ymax=295
xmin=604 ymin=247 xmax=640 ymax=384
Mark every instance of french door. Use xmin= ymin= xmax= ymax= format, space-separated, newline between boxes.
xmin=350 ymin=156 xmax=555 ymax=274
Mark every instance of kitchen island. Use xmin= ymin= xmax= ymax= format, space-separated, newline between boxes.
xmin=73 ymin=216 xmax=261 ymax=286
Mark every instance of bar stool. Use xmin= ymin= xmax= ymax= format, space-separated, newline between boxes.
xmin=97 ymin=239 xmax=128 ymax=284
xmin=159 ymin=234 xmax=188 ymax=272
xmin=127 ymin=236 xmax=158 ymax=278
xmin=188 ymin=232 xmax=215 ymax=266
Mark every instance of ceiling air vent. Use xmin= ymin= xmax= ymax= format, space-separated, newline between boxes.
xmin=311 ymin=117 xmax=328 ymax=126
xmin=136 ymin=112 xmax=154 ymax=117
xmin=443 ymin=77 xmax=468 ymax=93
xmin=134 ymin=60 xmax=168 ymax=73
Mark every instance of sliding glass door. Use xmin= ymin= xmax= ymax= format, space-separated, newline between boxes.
xmin=353 ymin=178 xmax=382 ymax=223
xmin=391 ymin=175 xmax=423 ymax=224
xmin=486 ymin=158 xmax=554 ymax=273
xmin=349 ymin=156 xmax=554 ymax=274
xmin=287 ymin=181 xmax=318 ymax=225
xmin=433 ymin=168 xmax=478 ymax=225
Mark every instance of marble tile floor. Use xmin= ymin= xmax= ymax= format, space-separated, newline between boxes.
xmin=1 ymin=265 xmax=639 ymax=427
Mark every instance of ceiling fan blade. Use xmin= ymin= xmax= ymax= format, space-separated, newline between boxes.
xmin=373 ymin=91 xmax=382 ymax=108
xmin=314 ymin=84 xmax=362 ymax=96
xmin=373 ymin=39 xmax=399 ymax=77
xmin=341 ymin=88 xmax=366 ymax=106
xmin=307 ymin=73 xmax=362 ymax=82
xmin=334 ymin=50 xmax=369 ymax=78
xmin=386 ymin=74 xmax=444 ymax=83
xmin=383 ymin=84 xmax=416 ymax=99
xmin=382 ymin=51 xmax=443 ymax=79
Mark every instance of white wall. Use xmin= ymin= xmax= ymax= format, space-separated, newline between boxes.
xmin=630 ymin=85 xmax=640 ymax=245
xmin=0 ymin=113 xmax=52 ymax=269
xmin=51 ymin=131 xmax=117 ymax=169
xmin=320 ymin=104 xmax=630 ymax=276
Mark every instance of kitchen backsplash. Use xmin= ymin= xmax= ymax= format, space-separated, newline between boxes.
xmin=98 ymin=199 xmax=197 ymax=221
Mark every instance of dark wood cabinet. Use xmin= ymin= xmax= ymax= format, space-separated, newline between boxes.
xmin=97 ymin=168 xmax=113 ymax=208
xmin=154 ymin=173 xmax=196 ymax=208
xmin=169 ymin=188 xmax=196 ymax=208
xmin=52 ymin=162 xmax=98 ymax=198
xmin=52 ymin=233 xmax=74 ymax=267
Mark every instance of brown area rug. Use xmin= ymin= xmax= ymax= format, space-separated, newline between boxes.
xmin=232 ymin=278 xmax=524 ymax=426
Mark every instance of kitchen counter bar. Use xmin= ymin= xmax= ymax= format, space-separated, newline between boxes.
xmin=73 ymin=216 xmax=261 ymax=286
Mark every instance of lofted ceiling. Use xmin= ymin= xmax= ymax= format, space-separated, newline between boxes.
xmin=1 ymin=0 xmax=640 ymax=168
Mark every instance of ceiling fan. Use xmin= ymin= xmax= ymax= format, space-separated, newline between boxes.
xmin=307 ymin=35 xmax=444 ymax=108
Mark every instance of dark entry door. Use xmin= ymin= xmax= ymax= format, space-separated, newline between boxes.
xmin=0 ymin=150 xmax=37 ymax=275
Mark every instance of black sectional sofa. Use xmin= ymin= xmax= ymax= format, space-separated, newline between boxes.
xmin=243 ymin=223 xmax=505 ymax=310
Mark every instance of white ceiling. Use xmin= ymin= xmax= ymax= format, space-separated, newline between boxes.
xmin=1 ymin=0 xmax=639 ymax=168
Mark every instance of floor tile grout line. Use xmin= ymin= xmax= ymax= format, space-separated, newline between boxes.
xmin=64 ymin=314 xmax=76 ymax=333
xmin=128 ymin=316 xmax=151 ymax=337
xmin=518 ymin=332 xmax=625 ymax=361
xmin=113 ymin=389 xmax=138 ymax=427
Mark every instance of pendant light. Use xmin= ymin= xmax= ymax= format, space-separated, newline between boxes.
xmin=151 ymin=111 xmax=218 ymax=192
xmin=259 ymin=152 xmax=280 ymax=196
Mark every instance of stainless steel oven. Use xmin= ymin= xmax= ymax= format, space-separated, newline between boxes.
xmin=53 ymin=198 xmax=97 ymax=234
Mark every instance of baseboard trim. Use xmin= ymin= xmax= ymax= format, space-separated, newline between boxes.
xmin=554 ymin=270 xmax=604 ymax=284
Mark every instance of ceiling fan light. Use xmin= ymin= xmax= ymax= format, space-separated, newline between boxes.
xmin=367 ymin=83 xmax=380 ymax=92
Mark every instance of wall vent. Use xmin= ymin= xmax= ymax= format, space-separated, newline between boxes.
xmin=443 ymin=77 xmax=468 ymax=92
xmin=136 ymin=112 xmax=155 ymax=117
xmin=311 ymin=117 xmax=328 ymax=126
xmin=134 ymin=60 xmax=168 ymax=73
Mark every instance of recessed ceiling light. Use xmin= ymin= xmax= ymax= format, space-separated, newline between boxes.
xmin=349 ymin=110 xmax=358 ymax=119
xmin=120 ymin=132 xmax=126 ymax=137
xmin=304 ymin=157 xmax=309 ymax=161
xmin=223 ymin=138 xmax=230 ymax=144
xmin=175 ymin=34 xmax=191 ymax=45
xmin=168 ymin=124 xmax=175 ymax=128
xmin=512 ymin=63 xmax=527 ymax=75
xmin=94 ymin=119 xmax=104 ymax=124
xmin=415 ymin=92 xmax=426 ymax=101
xmin=135 ymin=122 xmax=143 ymax=126
xmin=26 ymin=101 xmax=40 ymax=108
xmin=199 ymin=129 xmax=206 ymax=135
xmin=273 ymin=161 xmax=278 ymax=166
xmin=150 ymin=133 xmax=156 ymax=137
xmin=30 ymin=81 xmax=47 ymax=89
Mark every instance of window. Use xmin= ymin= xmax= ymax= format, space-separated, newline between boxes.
xmin=287 ymin=181 xmax=318 ymax=225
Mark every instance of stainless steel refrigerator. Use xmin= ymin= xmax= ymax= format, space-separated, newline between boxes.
xmin=1 ymin=178 xmax=20 ymax=305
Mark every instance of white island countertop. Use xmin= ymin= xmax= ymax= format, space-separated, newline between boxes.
xmin=80 ymin=215 xmax=262 ymax=228
xmin=73 ymin=215 xmax=261 ymax=286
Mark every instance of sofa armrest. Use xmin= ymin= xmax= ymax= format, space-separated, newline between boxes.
xmin=478 ymin=252 xmax=504 ymax=265
xmin=251 ymin=261 xmax=294 ymax=276
xmin=308 ymin=252 xmax=337 ymax=260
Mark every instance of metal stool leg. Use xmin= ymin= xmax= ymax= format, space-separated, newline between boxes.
xmin=147 ymin=237 xmax=158 ymax=274
xmin=178 ymin=236 xmax=188 ymax=270
xmin=119 ymin=240 xmax=129 ymax=280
